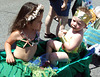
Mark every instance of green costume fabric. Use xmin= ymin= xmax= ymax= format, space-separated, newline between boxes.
xmin=58 ymin=46 xmax=80 ymax=63
xmin=0 ymin=38 xmax=92 ymax=77
xmin=0 ymin=56 xmax=32 ymax=77
xmin=0 ymin=49 xmax=57 ymax=77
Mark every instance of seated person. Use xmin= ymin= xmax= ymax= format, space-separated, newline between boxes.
xmin=45 ymin=6 xmax=92 ymax=66
xmin=4 ymin=2 xmax=44 ymax=63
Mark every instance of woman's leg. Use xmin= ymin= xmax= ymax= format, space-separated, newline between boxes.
xmin=45 ymin=6 xmax=56 ymax=34
xmin=56 ymin=16 xmax=68 ymax=36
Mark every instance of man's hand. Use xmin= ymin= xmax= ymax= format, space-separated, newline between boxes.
xmin=58 ymin=30 xmax=67 ymax=38
xmin=61 ymin=0 xmax=68 ymax=11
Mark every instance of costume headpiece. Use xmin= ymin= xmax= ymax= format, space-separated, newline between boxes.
xmin=74 ymin=9 xmax=92 ymax=25
xmin=26 ymin=4 xmax=44 ymax=21
xmin=89 ymin=9 xmax=96 ymax=23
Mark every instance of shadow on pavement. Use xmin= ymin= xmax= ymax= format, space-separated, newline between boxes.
xmin=90 ymin=54 xmax=100 ymax=70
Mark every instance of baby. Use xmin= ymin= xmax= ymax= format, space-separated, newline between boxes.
xmin=45 ymin=6 xmax=92 ymax=66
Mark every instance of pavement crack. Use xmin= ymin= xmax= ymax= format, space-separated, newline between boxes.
xmin=0 ymin=10 xmax=16 ymax=14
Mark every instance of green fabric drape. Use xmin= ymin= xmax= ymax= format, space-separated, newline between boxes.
xmin=0 ymin=38 xmax=92 ymax=77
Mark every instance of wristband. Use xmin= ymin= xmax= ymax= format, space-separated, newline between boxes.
xmin=60 ymin=36 xmax=67 ymax=44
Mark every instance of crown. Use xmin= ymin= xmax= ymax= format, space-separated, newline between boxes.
xmin=89 ymin=9 xmax=96 ymax=23
xmin=26 ymin=4 xmax=44 ymax=21
xmin=74 ymin=9 xmax=92 ymax=25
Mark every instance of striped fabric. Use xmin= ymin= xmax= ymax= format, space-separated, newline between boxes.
xmin=83 ymin=25 xmax=100 ymax=45
xmin=93 ymin=18 xmax=100 ymax=29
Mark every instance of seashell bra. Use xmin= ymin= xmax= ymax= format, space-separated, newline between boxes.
xmin=16 ymin=31 xmax=40 ymax=48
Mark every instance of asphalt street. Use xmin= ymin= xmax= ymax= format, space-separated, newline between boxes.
xmin=0 ymin=0 xmax=100 ymax=77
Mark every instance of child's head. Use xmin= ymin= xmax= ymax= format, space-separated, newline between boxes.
xmin=71 ymin=7 xmax=92 ymax=31
xmin=10 ymin=2 xmax=44 ymax=33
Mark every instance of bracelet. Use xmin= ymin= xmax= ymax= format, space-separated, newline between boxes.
xmin=60 ymin=36 xmax=67 ymax=44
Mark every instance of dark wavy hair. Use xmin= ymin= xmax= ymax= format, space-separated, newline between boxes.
xmin=10 ymin=2 xmax=44 ymax=33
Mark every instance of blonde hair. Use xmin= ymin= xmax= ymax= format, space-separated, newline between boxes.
xmin=77 ymin=7 xmax=92 ymax=18
xmin=74 ymin=7 xmax=92 ymax=25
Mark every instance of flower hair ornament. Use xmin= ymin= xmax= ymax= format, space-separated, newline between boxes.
xmin=26 ymin=4 xmax=44 ymax=21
